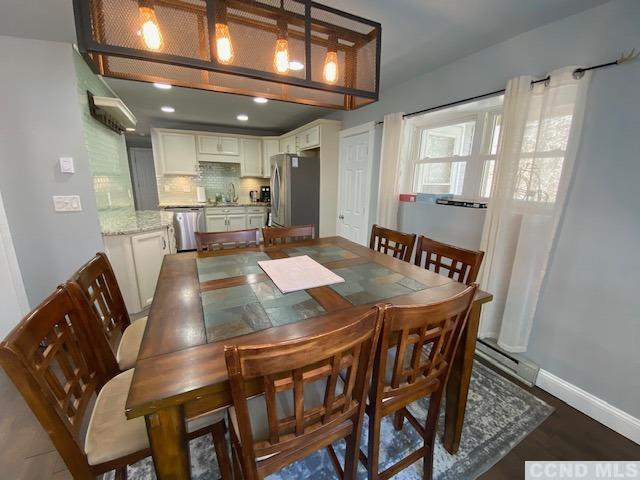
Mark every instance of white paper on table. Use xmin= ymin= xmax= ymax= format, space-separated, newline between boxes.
xmin=258 ymin=255 xmax=345 ymax=294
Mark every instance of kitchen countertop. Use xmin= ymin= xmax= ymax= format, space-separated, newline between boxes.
xmin=159 ymin=202 xmax=270 ymax=208
xmin=100 ymin=209 xmax=174 ymax=236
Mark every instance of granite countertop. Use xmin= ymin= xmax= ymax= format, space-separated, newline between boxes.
xmin=100 ymin=209 xmax=174 ymax=236
xmin=159 ymin=202 xmax=271 ymax=208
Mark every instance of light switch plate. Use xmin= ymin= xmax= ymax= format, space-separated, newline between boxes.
xmin=59 ymin=157 xmax=75 ymax=174
xmin=53 ymin=195 xmax=82 ymax=212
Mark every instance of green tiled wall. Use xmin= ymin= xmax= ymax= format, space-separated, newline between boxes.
xmin=73 ymin=51 xmax=134 ymax=211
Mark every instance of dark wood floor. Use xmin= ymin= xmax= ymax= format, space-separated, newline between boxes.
xmin=0 ymin=357 xmax=637 ymax=479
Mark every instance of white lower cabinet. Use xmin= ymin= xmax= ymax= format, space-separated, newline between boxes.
xmin=227 ymin=214 xmax=247 ymax=230
xmin=103 ymin=225 xmax=175 ymax=314
xmin=205 ymin=213 xmax=227 ymax=232
xmin=205 ymin=206 xmax=266 ymax=233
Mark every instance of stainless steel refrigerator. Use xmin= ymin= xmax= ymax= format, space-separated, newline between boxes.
xmin=270 ymin=154 xmax=320 ymax=232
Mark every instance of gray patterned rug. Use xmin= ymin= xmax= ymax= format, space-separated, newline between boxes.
xmin=109 ymin=361 xmax=552 ymax=479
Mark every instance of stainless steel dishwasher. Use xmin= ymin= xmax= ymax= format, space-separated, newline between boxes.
xmin=168 ymin=207 xmax=204 ymax=251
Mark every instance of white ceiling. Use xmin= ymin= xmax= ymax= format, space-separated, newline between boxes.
xmin=1 ymin=0 xmax=609 ymax=133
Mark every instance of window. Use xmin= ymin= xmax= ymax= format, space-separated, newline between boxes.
xmin=408 ymin=99 xmax=503 ymax=199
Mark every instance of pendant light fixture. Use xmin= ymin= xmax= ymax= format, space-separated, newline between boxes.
xmin=273 ymin=15 xmax=290 ymax=74
xmin=214 ymin=1 xmax=234 ymax=64
xmin=323 ymin=34 xmax=339 ymax=84
xmin=74 ymin=0 xmax=381 ymax=110
xmin=136 ymin=0 xmax=163 ymax=51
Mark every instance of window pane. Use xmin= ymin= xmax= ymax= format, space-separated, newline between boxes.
xmin=514 ymin=156 xmax=564 ymax=203
xmin=413 ymin=162 xmax=466 ymax=195
xmin=419 ymin=121 xmax=475 ymax=159
xmin=480 ymin=159 xmax=495 ymax=198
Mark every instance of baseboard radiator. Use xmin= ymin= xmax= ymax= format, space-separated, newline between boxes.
xmin=476 ymin=338 xmax=540 ymax=387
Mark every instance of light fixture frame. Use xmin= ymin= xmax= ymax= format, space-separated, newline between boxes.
xmin=72 ymin=0 xmax=381 ymax=109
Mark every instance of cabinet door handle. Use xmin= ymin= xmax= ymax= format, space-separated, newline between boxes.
xmin=162 ymin=237 xmax=167 ymax=250
xmin=306 ymin=134 xmax=310 ymax=143
xmin=339 ymin=214 xmax=344 ymax=220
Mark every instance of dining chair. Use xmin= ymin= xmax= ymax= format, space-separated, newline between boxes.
xmin=363 ymin=284 xmax=478 ymax=480
xmin=196 ymin=228 xmax=260 ymax=252
xmin=224 ymin=306 xmax=384 ymax=480
xmin=0 ymin=282 xmax=233 ymax=480
xmin=369 ymin=224 xmax=417 ymax=263
xmin=261 ymin=224 xmax=315 ymax=246
xmin=71 ymin=252 xmax=145 ymax=371
xmin=414 ymin=236 xmax=485 ymax=285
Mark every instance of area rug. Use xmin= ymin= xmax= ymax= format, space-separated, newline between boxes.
xmin=110 ymin=361 xmax=553 ymax=480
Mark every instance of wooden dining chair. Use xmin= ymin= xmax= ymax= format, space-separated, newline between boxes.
xmin=261 ymin=224 xmax=315 ymax=246
xmin=224 ymin=306 xmax=383 ymax=480
xmin=196 ymin=228 xmax=260 ymax=252
xmin=363 ymin=284 xmax=478 ymax=480
xmin=0 ymin=282 xmax=233 ymax=480
xmin=369 ymin=224 xmax=417 ymax=263
xmin=71 ymin=252 xmax=145 ymax=371
xmin=414 ymin=236 xmax=485 ymax=285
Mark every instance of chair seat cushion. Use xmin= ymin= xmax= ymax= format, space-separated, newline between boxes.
xmin=230 ymin=377 xmax=344 ymax=447
xmin=116 ymin=316 xmax=147 ymax=371
xmin=85 ymin=368 xmax=226 ymax=466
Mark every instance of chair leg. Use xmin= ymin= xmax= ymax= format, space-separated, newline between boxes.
xmin=422 ymin=396 xmax=443 ymax=480
xmin=212 ymin=420 xmax=233 ymax=480
xmin=344 ymin=418 xmax=365 ymax=480
xmin=367 ymin=412 xmax=381 ymax=480
xmin=393 ymin=410 xmax=403 ymax=431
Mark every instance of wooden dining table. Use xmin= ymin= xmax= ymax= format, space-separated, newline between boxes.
xmin=125 ymin=236 xmax=492 ymax=479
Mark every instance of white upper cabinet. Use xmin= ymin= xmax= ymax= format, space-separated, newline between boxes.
xmin=296 ymin=125 xmax=320 ymax=150
xmin=240 ymin=138 xmax=262 ymax=177
xmin=262 ymin=138 xmax=280 ymax=178
xmin=155 ymin=130 xmax=198 ymax=176
xmin=197 ymin=134 xmax=240 ymax=155
xmin=279 ymin=135 xmax=297 ymax=154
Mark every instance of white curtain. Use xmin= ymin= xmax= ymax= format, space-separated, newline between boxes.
xmin=376 ymin=112 xmax=407 ymax=229
xmin=479 ymin=67 xmax=591 ymax=352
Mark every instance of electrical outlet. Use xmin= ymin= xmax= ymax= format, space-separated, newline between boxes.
xmin=53 ymin=195 xmax=82 ymax=212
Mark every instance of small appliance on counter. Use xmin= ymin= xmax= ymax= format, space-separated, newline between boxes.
xmin=260 ymin=185 xmax=271 ymax=203
xmin=249 ymin=190 xmax=259 ymax=202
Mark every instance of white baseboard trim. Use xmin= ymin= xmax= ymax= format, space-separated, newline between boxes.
xmin=536 ymin=369 xmax=640 ymax=445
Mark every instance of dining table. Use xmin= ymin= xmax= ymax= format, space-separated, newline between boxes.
xmin=125 ymin=236 xmax=492 ymax=480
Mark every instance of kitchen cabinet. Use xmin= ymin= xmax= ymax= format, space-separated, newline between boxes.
xmin=240 ymin=138 xmax=262 ymax=177
xmin=197 ymin=135 xmax=240 ymax=155
xmin=227 ymin=214 xmax=247 ymax=230
xmin=296 ymin=125 xmax=320 ymax=150
xmin=205 ymin=213 xmax=227 ymax=232
xmin=279 ymin=135 xmax=297 ymax=154
xmin=155 ymin=130 xmax=198 ymax=176
xmin=103 ymin=225 xmax=176 ymax=313
xmin=262 ymin=138 xmax=279 ymax=178
xmin=205 ymin=206 xmax=248 ymax=232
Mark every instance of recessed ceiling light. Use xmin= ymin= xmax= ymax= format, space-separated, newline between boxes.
xmin=125 ymin=127 xmax=136 ymax=132
xmin=289 ymin=61 xmax=304 ymax=71
xmin=154 ymin=82 xmax=172 ymax=90
xmin=253 ymin=97 xmax=268 ymax=104
xmin=237 ymin=114 xmax=249 ymax=121
xmin=161 ymin=106 xmax=175 ymax=113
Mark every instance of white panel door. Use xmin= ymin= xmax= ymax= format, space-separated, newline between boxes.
xmin=131 ymin=229 xmax=168 ymax=308
xmin=337 ymin=128 xmax=373 ymax=245
xmin=240 ymin=138 xmax=262 ymax=177
xmin=218 ymin=136 xmax=240 ymax=155
xmin=262 ymin=138 xmax=280 ymax=178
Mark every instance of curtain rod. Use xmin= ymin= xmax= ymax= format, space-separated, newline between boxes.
xmin=374 ymin=49 xmax=638 ymax=125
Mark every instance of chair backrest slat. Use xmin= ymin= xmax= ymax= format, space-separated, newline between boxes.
xmin=262 ymin=225 xmax=315 ymax=246
xmin=196 ymin=228 xmax=260 ymax=252
xmin=369 ymin=224 xmax=417 ymax=263
xmin=225 ymin=307 xmax=382 ymax=475
xmin=414 ymin=236 xmax=484 ymax=285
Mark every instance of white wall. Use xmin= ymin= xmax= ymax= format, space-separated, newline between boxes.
xmin=332 ymin=0 xmax=640 ymax=419
xmin=0 ymin=36 xmax=103 ymax=308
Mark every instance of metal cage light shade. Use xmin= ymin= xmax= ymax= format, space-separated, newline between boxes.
xmin=73 ymin=0 xmax=381 ymax=110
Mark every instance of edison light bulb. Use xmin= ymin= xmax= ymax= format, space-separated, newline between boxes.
xmin=215 ymin=23 xmax=234 ymax=63
xmin=323 ymin=50 xmax=338 ymax=84
xmin=274 ymin=38 xmax=290 ymax=74
xmin=138 ymin=6 xmax=163 ymax=51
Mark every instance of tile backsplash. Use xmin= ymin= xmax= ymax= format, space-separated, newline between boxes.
xmin=157 ymin=162 xmax=269 ymax=204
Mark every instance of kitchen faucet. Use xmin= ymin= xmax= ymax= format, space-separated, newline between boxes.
xmin=228 ymin=182 xmax=238 ymax=203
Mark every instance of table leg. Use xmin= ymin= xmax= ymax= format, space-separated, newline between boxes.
xmin=443 ymin=302 xmax=482 ymax=454
xmin=145 ymin=405 xmax=191 ymax=480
